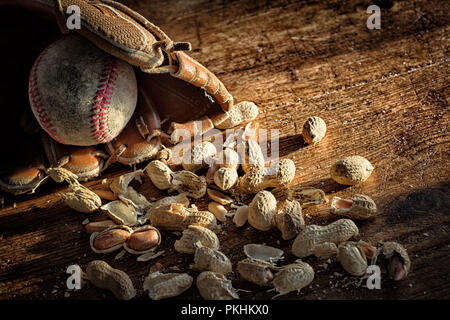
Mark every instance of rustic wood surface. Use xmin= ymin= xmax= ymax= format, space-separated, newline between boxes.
xmin=0 ymin=0 xmax=449 ymax=300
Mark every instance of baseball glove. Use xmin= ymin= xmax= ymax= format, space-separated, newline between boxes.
xmin=0 ymin=0 xmax=258 ymax=195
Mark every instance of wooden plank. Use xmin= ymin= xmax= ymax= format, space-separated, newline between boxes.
xmin=0 ymin=0 xmax=449 ymax=300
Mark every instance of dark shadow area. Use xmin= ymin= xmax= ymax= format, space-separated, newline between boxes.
xmin=277 ymin=134 xmax=306 ymax=158
xmin=384 ymin=182 xmax=450 ymax=226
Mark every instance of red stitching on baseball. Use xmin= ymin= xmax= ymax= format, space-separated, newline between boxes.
xmin=29 ymin=44 xmax=64 ymax=144
xmin=90 ymin=59 xmax=118 ymax=144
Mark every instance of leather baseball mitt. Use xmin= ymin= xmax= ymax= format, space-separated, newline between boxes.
xmin=0 ymin=0 xmax=258 ymax=195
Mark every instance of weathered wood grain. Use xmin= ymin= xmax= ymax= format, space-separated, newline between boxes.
xmin=0 ymin=0 xmax=449 ymax=300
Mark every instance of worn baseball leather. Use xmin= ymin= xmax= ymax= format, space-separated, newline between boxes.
xmin=0 ymin=134 xmax=47 ymax=195
xmin=41 ymin=134 xmax=107 ymax=180
xmin=0 ymin=0 xmax=243 ymax=194
xmin=6 ymin=0 xmax=233 ymax=114
xmin=105 ymin=88 xmax=161 ymax=165
xmin=0 ymin=5 xmax=107 ymax=194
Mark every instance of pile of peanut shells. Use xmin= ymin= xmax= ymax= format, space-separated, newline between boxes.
xmin=57 ymin=109 xmax=411 ymax=300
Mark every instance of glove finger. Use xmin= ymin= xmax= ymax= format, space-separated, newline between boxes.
xmin=105 ymin=88 xmax=161 ymax=166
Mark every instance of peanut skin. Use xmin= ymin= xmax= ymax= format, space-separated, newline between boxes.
xmin=144 ymin=272 xmax=193 ymax=300
xmin=127 ymin=229 xmax=160 ymax=251
xmin=330 ymin=156 xmax=374 ymax=185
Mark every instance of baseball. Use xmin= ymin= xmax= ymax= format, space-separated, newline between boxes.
xmin=28 ymin=35 xmax=137 ymax=146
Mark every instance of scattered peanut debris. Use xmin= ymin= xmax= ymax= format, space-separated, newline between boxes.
xmin=85 ymin=220 xmax=117 ymax=234
xmin=338 ymin=241 xmax=368 ymax=276
xmin=207 ymin=188 xmax=234 ymax=205
xmin=137 ymin=250 xmax=165 ymax=262
xmin=14 ymin=110 xmax=410 ymax=300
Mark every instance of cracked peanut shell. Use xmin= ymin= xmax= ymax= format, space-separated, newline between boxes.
xmin=331 ymin=194 xmax=377 ymax=220
xmin=86 ymin=260 xmax=136 ymax=300
xmin=243 ymin=244 xmax=284 ymax=263
xmin=171 ymin=170 xmax=207 ymax=199
xmin=100 ymin=200 xmax=139 ymax=226
xmin=272 ymin=260 xmax=314 ymax=298
xmin=248 ymin=191 xmax=277 ymax=231
xmin=274 ymin=200 xmax=305 ymax=240
xmin=272 ymin=186 xmax=327 ymax=208
xmin=109 ymin=170 xmax=151 ymax=210
xmin=371 ymin=241 xmax=411 ymax=281
xmin=143 ymin=271 xmax=193 ymax=300
xmin=174 ymin=225 xmax=220 ymax=254
xmin=196 ymin=271 xmax=239 ymax=300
